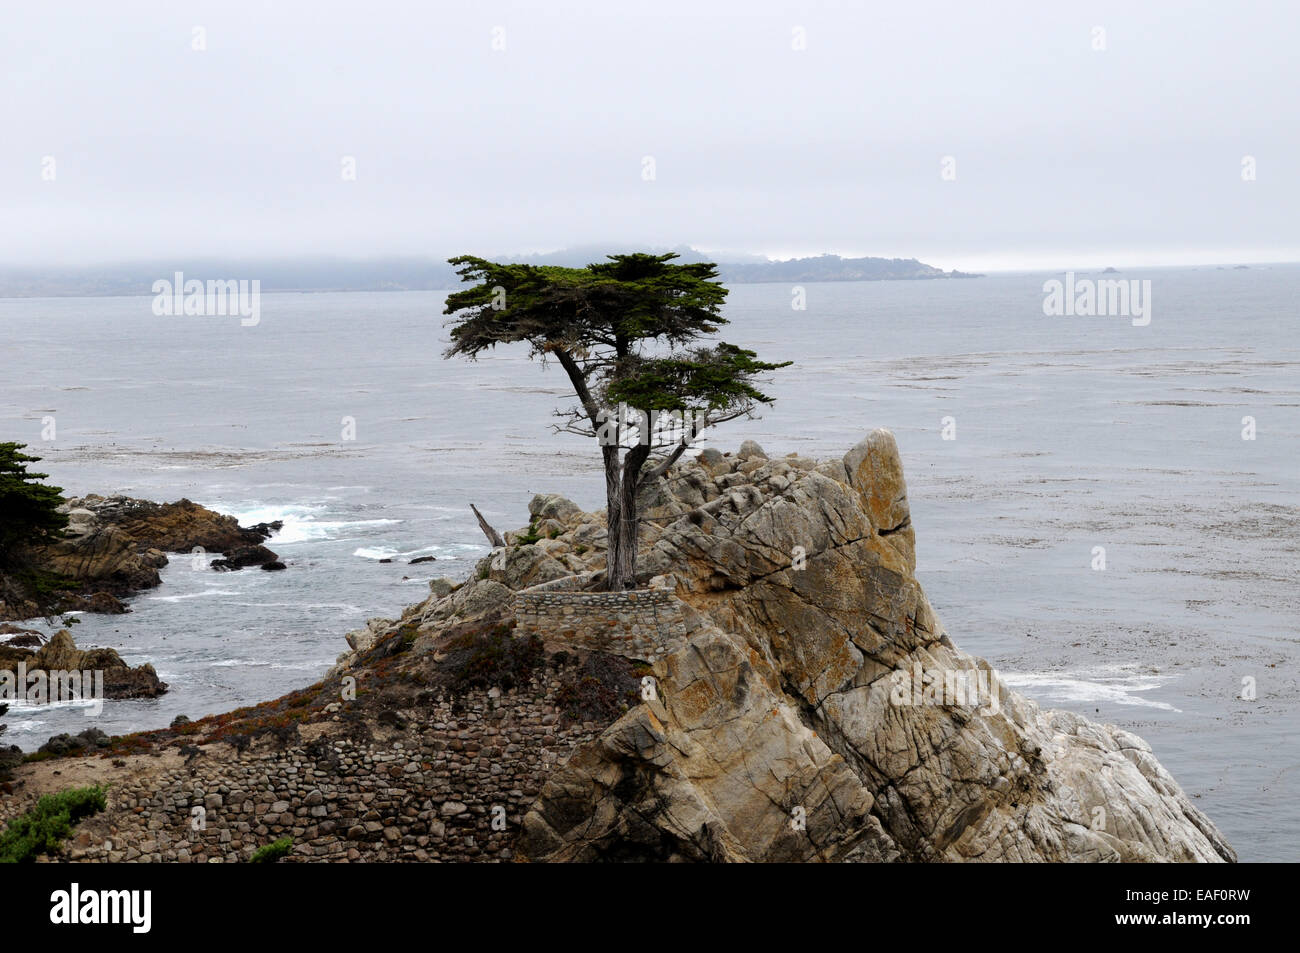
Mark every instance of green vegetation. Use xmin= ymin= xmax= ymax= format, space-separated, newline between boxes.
xmin=0 ymin=443 xmax=68 ymax=568
xmin=249 ymin=836 xmax=293 ymax=863
xmin=444 ymin=252 xmax=788 ymax=590
xmin=515 ymin=519 xmax=542 ymax=546
xmin=0 ymin=785 xmax=106 ymax=863
xmin=11 ymin=566 xmax=77 ymax=603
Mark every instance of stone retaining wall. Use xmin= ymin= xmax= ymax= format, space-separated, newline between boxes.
xmin=514 ymin=589 xmax=691 ymax=662
xmin=0 ymin=672 xmax=606 ymax=863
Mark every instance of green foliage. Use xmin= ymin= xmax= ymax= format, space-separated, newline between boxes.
xmin=0 ymin=785 xmax=107 ymax=863
xmin=15 ymin=567 xmax=77 ymax=601
xmin=249 ymin=836 xmax=293 ymax=863
xmin=443 ymin=251 xmax=787 ymax=432
xmin=0 ymin=443 xmax=68 ymax=567
xmin=443 ymin=252 xmax=728 ymax=362
xmin=605 ymin=343 xmax=791 ymax=412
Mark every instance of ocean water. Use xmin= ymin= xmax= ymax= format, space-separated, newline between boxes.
xmin=1 ymin=267 xmax=1297 ymax=861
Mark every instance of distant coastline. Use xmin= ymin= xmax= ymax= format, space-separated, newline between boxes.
xmin=715 ymin=254 xmax=981 ymax=284
xmin=0 ymin=248 xmax=980 ymax=298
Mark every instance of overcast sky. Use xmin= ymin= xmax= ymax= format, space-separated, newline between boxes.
xmin=3 ymin=0 xmax=1296 ymax=271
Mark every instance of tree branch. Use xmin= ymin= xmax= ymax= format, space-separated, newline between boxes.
xmin=555 ymin=348 xmax=602 ymax=429
xmin=640 ymin=441 xmax=689 ymax=486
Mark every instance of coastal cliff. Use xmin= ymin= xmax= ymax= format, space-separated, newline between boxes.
xmin=0 ymin=432 xmax=1235 ymax=862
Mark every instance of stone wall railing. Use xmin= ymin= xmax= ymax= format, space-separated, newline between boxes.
xmin=514 ymin=588 xmax=692 ymax=662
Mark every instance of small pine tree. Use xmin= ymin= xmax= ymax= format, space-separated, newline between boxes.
xmin=0 ymin=443 xmax=68 ymax=568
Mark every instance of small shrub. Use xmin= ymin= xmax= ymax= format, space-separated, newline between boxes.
xmin=436 ymin=622 xmax=543 ymax=696
xmin=0 ymin=785 xmax=106 ymax=863
xmin=555 ymin=653 xmax=645 ymax=723
xmin=249 ymin=836 xmax=293 ymax=863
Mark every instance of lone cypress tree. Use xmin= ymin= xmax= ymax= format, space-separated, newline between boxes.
xmin=444 ymin=252 xmax=788 ymax=590
xmin=0 ymin=443 xmax=68 ymax=569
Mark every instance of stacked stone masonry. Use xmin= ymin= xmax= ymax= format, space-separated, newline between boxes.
xmin=514 ymin=589 xmax=691 ymax=662
xmin=0 ymin=672 xmax=606 ymax=863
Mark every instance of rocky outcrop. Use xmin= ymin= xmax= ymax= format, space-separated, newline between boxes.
xmin=0 ymin=624 xmax=44 ymax=647
xmin=0 ymin=629 xmax=167 ymax=699
xmin=211 ymin=544 xmax=280 ymax=571
xmin=28 ymin=526 xmax=167 ymax=598
xmin=37 ymin=727 xmax=110 ymax=757
xmin=64 ymin=496 xmax=281 ymax=554
xmin=61 ymin=495 xmax=283 ymax=567
xmin=3 ymin=433 xmax=1236 ymax=864
xmin=439 ymin=431 xmax=1232 ymax=863
xmin=0 ymin=496 xmax=284 ymax=621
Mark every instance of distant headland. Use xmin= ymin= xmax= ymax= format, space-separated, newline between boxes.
xmin=0 ymin=246 xmax=980 ymax=298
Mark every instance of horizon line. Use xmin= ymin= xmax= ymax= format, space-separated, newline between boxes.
xmin=3 ymin=249 xmax=1298 ymax=277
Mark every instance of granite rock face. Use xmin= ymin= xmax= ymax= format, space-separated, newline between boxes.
xmin=500 ymin=431 xmax=1235 ymax=862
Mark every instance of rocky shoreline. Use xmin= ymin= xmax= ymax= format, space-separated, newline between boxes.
xmin=0 ymin=628 xmax=167 ymax=700
xmin=0 ymin=495 xmax=284 ymax=621
xmin=0 ymin=433 xmax=1237 ymax=862
xmin=0 ymin=496 xmax=281 ymax=782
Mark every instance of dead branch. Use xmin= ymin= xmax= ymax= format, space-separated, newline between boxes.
xmin=470 ymin=503 xmax=506 ymax=548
